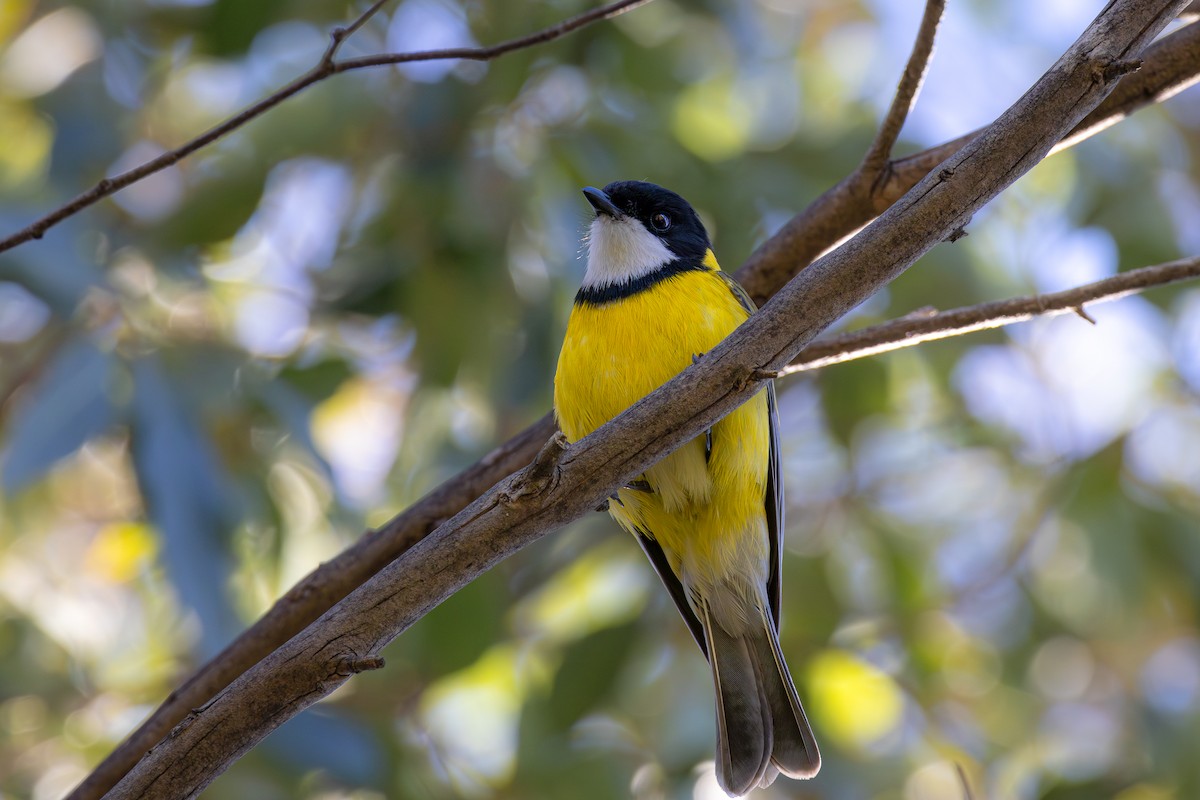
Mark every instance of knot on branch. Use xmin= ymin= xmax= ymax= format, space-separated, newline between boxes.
xmin=869 ymin=160 xmax=898 ymax=196
xmin=901 ymin=305 xmax=939 ymax=321
xmin=945 ymin=225 xmax=969 ymax=243
xmin=337 ymin=654 xmax=386 ymax=676
xmin=1093 ymin=58 xmax=1142 ymax=85
xmin=736 ymin=367 xmax=780 ymax=393
xmin=499 ymin=432 xmax=568 ymax=508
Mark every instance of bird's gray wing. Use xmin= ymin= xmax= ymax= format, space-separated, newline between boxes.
xmin=634 ymin=269 xmax=784 ymax=653
xmin=715 ymin=270 xmax=784 ymax=629
xmin=633 ymin=528 xmax=708 ymax=656
xmin=764 ymin=380 xmax=783 ymax=628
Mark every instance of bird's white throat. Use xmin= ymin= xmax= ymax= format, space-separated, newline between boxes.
xmin=582 ymin=216 xmax=674 ymax=290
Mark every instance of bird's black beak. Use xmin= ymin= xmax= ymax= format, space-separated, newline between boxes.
xmin=582 ymin=186 xmax=621 ymax=218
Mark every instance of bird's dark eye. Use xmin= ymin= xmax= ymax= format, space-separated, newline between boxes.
xmin=651 ymin=212 xmax=671 ymax=231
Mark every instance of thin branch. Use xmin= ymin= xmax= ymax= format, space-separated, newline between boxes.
xmin=69 ymin=13 xmax=1200 ymax=800
xmin=861 ymin=0 xmax=946 ymax=174
xmin=316 ymin=0 xmax=390 ymax=70
xmin=737 ymin=15 xmax=1200 ymax=305
xmin=0 ymin=327 xmax=70 ymax=413
xmin=331 ymin=0 xmax=653 ymax=69
xmin=782 ymin=256 xmax=1200 ymax=375
xmin=956 ymin=763 xmax=976 ymax=800
xmin=0 ymin=0 xmax=652 ymax=256
xmin=102 ymin=3 xmax=1192 ymax=796
xmin=333 ymin=0 xmax=391 ymax=50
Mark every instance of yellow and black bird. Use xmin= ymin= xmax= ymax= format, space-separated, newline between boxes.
xmin=553 ymin=181 xmax=820 ymax=796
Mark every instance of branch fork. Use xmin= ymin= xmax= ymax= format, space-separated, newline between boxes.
xmin=1096 ymin=57 xmax=1144 ymax=83
xmin=499 ymin=432 xmax=569 ymax=508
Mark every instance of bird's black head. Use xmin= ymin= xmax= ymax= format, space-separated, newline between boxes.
xmin=583 ymin=181 xmax=711 ymax=264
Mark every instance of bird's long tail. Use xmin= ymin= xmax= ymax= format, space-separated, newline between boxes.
xmin=702 ymin=602 xmax=820 ymax=797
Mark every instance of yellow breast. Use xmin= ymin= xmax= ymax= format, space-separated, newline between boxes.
xmin=553 ymin=263 xmax=770 ymax=589
xmin=554 ymin=267 xmax=747 ymax=441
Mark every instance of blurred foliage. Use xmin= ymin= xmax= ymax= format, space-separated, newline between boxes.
xmin=1 ymin=0 xmax=1199 ymax=798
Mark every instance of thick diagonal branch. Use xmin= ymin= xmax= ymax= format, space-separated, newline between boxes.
xmin=72 ymin=12 xmax=1200 ymax=800
xmin=102 ymin=3 xmax=1192 ymax=797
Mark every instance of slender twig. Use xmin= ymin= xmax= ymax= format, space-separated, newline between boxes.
xmin=317 ymin=0 xmax=390 ymax=69
xmin=0 ymin=327 xmax=70 ymax=413
xmin=956 ymin=763 xmax=976 ymax=800
xmin=331 ymin=0 xmax=653 ymax=69
xmin=861 ymin=0 xmax=946 ymax=174
xmin=782 ymin=256 xmax=1200 ymax=374
xmin=0 ymin=0 xmax=652 ymax=256
xmin=335 ymin=0 xmax=391 ymax=48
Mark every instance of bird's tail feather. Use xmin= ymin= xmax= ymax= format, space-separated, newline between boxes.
xmin=755 ymin=608 xmax=820 ymax=780
xmin=705 ymin=607 xmax=771 ymax=795
xmin=703 ymin=602 xmax=820 ymax=797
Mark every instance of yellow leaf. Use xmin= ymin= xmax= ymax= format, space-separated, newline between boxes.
xmin=1114 ymin=785 xmax=1175 ymax=800
xmin=671 ymin=79 xmax=751 ymax=162
xmin=0 ymin=99 xmax=52 ymax=187
xmin=85 ymin=522 xmax=157 ymax=583
xmin=806 ymin=648 xmax=904 ymax=748
xmin=0 ymin=0 xmax=29 ymax=45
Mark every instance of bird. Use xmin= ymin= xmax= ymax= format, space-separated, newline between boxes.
xmin=553 ymin=180 xmax=820 ymax=796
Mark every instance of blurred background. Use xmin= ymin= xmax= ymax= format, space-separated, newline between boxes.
xmin=1 ymin=0 xmax=1199 ymax=798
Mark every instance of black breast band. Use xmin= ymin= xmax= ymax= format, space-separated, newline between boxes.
xmin=574 ymin=259 xmax=708 ymax=305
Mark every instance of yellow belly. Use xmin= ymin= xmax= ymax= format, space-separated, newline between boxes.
xmin=553 ymin=268 xmax=770 ymax=592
